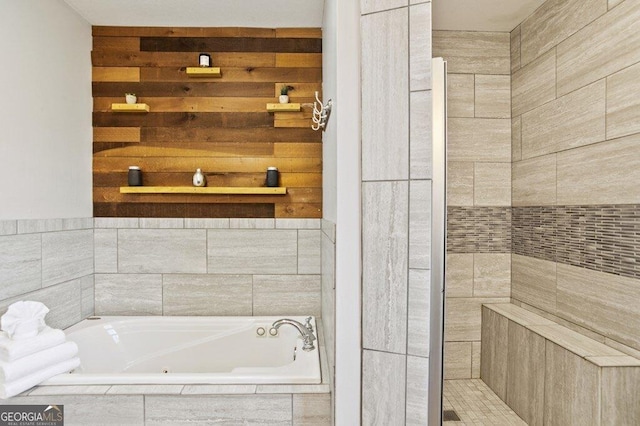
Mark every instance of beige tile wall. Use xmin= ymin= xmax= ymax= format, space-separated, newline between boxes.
xmin=511 ymin=0 xmax=640 ymax=354
xmin=436 ymin=31 xmax=511 ymax=210
xmin=482 ymin=303 xmax=640 ymax=425
xmin=93 ymin=218 xmax=322 ymax=317
xmin=435 ymin=30 xmax=511 ymax=379
xmin=361 ymin=1 xmax=432 ymax=423
xmin=445 ymin=0 xmax=640 ymax=379
xmin=0 ymin=218 xmax=94 ymax=329
xmin=432 ymin=31 xmax=510 ymax=74
xmin=519 ymin=0 xmax=606 ymax=67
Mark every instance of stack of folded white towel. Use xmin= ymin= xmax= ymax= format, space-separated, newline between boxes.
xmin=0 ymin=301 xmax=80 ymax=399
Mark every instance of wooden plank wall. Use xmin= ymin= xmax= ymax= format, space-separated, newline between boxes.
xmin=92 ymin=27 xmax=322 ymax=218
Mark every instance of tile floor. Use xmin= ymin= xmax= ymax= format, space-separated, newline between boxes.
xmin=443 ymin=379 xmax=527 ymax=425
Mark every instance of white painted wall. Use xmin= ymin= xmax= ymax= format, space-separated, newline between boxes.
xmin=323 ymin=0 xmax=362 ymax=424
xmin=322 ymin=0 xmax=337 ymax=223
xmin=0 ymin=0 xmax=92 ymax=220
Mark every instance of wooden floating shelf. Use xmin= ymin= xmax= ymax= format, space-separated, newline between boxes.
xmin=186 ymin=67 xmax=222 ymax=77
xmin=111 ymin=103 xmax=149 ymax=113
xmin=266 ymin=103 xmax=301 ymax=112
xmin=120 ymin=186 xmax=287 ymax=195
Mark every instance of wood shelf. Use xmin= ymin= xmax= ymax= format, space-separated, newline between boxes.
xmin=111 ymin=103 xmax=150 ymax=113
xmin=186 ymin=67 xmax=222 ymax=77
xmin=266 ymin=103 xmax=301 ymax=112
xmin=120 ymin=186 xmax=287 ymax=195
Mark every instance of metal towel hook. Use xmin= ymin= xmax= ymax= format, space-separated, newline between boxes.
xmin=312 ymin=91 xmax=332 ymax=131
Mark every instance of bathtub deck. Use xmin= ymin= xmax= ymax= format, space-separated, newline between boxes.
xmin=0 ymin=323 xmax=332 ymax=426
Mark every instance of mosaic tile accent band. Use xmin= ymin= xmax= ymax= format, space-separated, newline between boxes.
xmin=513 ymin=205 xmax=640 ymax=279
xmin=448 ymin=205 xmax=640 ymax=279
xmin=447 ymin=207 xmax=512 ymax=253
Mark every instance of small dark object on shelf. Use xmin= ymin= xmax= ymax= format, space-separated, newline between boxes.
xmin=128 ymin=166 xmax=142 ymax=186
xmin=266 ymin=167 xmax=279 ymax=187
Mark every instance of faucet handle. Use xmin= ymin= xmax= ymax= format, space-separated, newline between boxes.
xmin=304 ymin=316 xmax=314 ymax=333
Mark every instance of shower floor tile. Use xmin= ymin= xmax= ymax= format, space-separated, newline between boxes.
xmin=443 ymin=379 xmax=527 ymax=425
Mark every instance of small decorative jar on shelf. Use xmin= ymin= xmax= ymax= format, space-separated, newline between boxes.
xmin=266 ymin=167 xmax=279 ymax=187
xmin=125 ymin=93 xmax=137 ymax=104
xmin=128 ymin=166 xmax=142 ymax=186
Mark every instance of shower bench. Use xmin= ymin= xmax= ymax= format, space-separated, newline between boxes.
xmin=481 ymin=303 xmax=640 ymax=426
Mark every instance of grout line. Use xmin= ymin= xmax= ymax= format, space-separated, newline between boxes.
xmin=360 ymin=4 xmax=411 ymax=17
xmin=296 ymin=230 xmax=300 ymax=275
xmin=472 ymin=161 xmax=476 ymax=207
xmin=554 ymin=47 xmax=558 ymax=100
xmin=362 ymin=347 xmax=409 ymax=357
xmin=116 ymin=229 xmax=120 ymax=274
xmin=517 ymin=25 xmax=522 ymax=72
xmin=205 ymin=229 xmax=209 ymax=274
xmin=405 ymin=1 xmax=412 ymax=401
xmin=554 ymin=152 xmax=558 ymax=206
xmin=92 ymin=228 xmax=96 ymax=281
xmin=473 ymin=73 xmax=476 ymax=118
xmin=407 ymin=4 xmax=412 ymax=182
xmin=604 ymin=74 xmax=609 ymax=141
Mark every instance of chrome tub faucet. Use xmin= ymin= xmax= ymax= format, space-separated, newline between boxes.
xmin=272 ymin=318 xmax=317 ymax=351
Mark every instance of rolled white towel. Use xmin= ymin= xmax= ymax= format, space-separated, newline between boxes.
xmin=0 ymin=327 xmax=66 ymax=362
xmin=1 ymin=301 xmax=49 ymax=340
xmin=0 ymin=341 xmax=78 ymax=382
xmin=0 ymin=356 xmax=80 ymax=399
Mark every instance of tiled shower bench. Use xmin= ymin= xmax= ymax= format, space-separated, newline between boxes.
xmin=481 ymin=303 xmax=640 ymax=426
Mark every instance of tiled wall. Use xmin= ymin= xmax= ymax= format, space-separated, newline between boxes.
xmin=320 ymin=219 xmax=335 ymax=424
xmin=447 ymin=207 xmax=511 ymax=253
xmin=93 ymin=218 xmax=321 ymax=316
xmin=433 ymin=31 xmax=512 ymax=380
xmin=0 ymin=216 xmax=323 ymax=322
xmin=0 ymin=219 xmax=95 ymax=329
xmin=510 ymin=0 xmax=640 ymax=355
xmin=3 ymin=392 xmax=330 ymax=425
xmin=513 ymin=205 xmax=640 ymax=278
xmin=361 ymin=0 xmax=431 ymax=424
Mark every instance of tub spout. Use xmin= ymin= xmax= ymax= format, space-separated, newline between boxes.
xmin=272 ymin=318 xmax=316 ymax=351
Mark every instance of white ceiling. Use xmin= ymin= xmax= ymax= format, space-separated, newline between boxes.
xmin=63 ymin=0 xmax=325 ymax=28
xmin=433 ymin=0 xmax=547 ymax=32
xmin=63 ymin=0 xmax=546 ymax=35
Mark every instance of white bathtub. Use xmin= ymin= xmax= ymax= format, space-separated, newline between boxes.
xmin=42 ymin=316 xmax=321 ymax=385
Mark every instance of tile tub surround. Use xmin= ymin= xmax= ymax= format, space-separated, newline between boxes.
xmin=0 ymin=218 xmax=94 ymax=329
xmin=3 ymin=390 xmax=330 ymax=426
xmin=2 ymin=323 xmax=332 ymax=426
xmin=94 ymin=218 xmax=322 ymax=317
xmin=0 ymin=216 xmax=322 ymax=322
